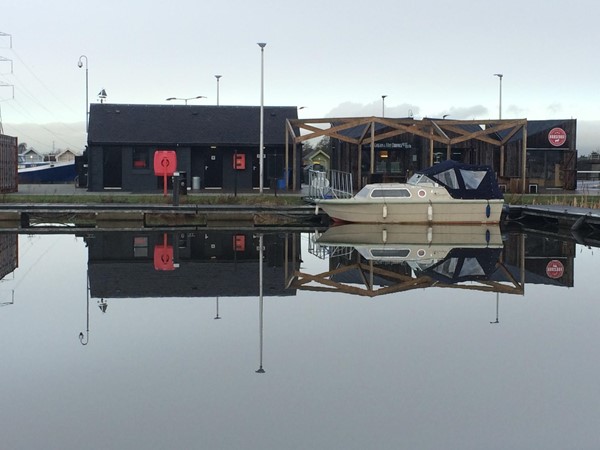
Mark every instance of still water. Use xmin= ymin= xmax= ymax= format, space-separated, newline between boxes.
xmin=0 ymin=226 xmax=599 ymax=450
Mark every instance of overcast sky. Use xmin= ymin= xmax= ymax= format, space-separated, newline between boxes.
xmin=1 ymin=0 xmax=599 ymax=153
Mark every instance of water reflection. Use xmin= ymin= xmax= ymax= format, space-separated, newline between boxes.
xmin=294 ymin=224 xmax=525 ymax=297
xmin=1 ymin=226 xmax=599 ymax=449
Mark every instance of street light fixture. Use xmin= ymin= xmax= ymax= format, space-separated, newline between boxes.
xmin=381 ymin=95 xmax=387 ymax=117
xmin=215 ymin=75 xmax=222 ymax=106
xmin=493 ymin=73 xmax=503 ymax=119
xmin=77 ymin=55 xmax=89 ymax=132
xmin=166 ymin=95 xmax=207 ymax=105
xmin=258 ymin=42 xmax=266 ymax=193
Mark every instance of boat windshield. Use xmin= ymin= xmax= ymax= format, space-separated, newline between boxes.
xmin=407 ymin=173 xmax=438 ymax=186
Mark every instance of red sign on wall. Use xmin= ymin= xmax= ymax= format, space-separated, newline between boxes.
xmin=153 ymin=150 xmax=177 ymax=176
xmin=548 ymin=128 xmax=567 ymax=147
xmin=546 ymin=259 xmax=564 ymax=279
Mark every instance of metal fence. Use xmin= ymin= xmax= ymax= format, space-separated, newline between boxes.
xmin=306 ymin=169 xmax=353 ymax=200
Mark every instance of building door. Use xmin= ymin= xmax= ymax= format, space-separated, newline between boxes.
xmin=103 ymin=148 xmax=122 ymax=189
xmin=204 ymin=149 xmax=222 ymax=188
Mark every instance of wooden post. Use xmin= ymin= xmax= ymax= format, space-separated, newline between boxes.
xmin=500 ymin=144 xmax=505 ymax=177
xmin=370 ymin=121 xmax=375 ymax=174
xmin=358 ymin=143 xmax=362 ymax=189
xmin=521 ymin=122 xmax=527 ymax=193
xmin=429 ymin=128 xmax=434 ymax=166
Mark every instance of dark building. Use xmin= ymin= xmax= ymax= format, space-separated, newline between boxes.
xmin=289 ymin=117 xmax=577 ymax=193
xmin=86 ymin=104 xmax=300 ymax=192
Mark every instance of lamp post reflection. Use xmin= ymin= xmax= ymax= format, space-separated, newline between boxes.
xmin=490 ymin=292 xmax=500 ymax=324
xmin=214 ymin=296 xmax=221 ymax=320
xmin=79 ymin=273 xmax=90 ymax=345
xmin=256 ymin=234 xmax=265 ymax=374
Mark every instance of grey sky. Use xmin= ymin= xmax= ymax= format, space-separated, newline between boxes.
xmin=1 ymin=0 xmax=599 ymax=152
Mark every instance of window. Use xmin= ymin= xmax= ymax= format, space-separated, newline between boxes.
xmin=132 ymin=148 xmax=149 ymax=169
xmin=371 ymin=248 xmax=410 ymax=258
xmin=371 ymin=189 xmax=411 ymax=198
xmin=459 ymin=169 xmax=486 ymax=190
xmin=133 ymin=236 xmax=148 ymax=257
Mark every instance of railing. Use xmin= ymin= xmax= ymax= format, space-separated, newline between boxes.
xmin=306 ymin=169 xmax=353 ymax=200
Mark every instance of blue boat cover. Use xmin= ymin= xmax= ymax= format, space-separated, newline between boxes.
xmin=417 ymin=160 xmax=503 ymax=200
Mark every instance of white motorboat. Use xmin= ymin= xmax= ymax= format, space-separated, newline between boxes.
xmin=314 ymin=160 xmax=504 ymax=224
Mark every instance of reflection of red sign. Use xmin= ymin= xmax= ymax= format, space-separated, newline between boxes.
xmin=233 ymin=153 xmax=246 ymax=170
xmin=548 ymin=128 xmax=567 ymax=147
xmin=153 ymin=150 xmax=177 ymax=176
xmin=546 ymin=259 xmax=564 ymax=279
xmin=154 ymin=233 xmax=175 ymax=271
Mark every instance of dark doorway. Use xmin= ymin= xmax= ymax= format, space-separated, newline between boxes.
xmin=204 ymin=148 xmax=222 ymax=188
xmin=103 ymin=148 xmax=122 ymax=188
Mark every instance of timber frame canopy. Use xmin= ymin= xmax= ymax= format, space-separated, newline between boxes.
xmin=285 ymin=117 xmax=528 ymax=192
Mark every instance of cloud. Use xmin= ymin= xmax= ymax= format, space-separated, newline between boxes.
xmin=434 ymin=105 xmax=489 ymax=120
xmin=325 ymin=101 xmax=420 ymax=118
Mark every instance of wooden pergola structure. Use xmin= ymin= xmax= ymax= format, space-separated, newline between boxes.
xmin=285 ymin=117 xmax=529 ymax=192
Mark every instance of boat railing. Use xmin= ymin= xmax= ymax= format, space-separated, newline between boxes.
xmin=306 ymin=169 xmax=353 ymax=200
xmin=307 ymin=231 xmax=354 ymax=259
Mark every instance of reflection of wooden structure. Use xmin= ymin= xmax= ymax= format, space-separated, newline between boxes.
xmin=286 ymin=234 xmax=526 ymax=298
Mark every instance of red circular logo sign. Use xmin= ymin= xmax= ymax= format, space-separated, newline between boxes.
xmin=548 ymin=128 xmax=567 ymax=147
xmin=546 ymin=260 xmax=564 ymax=279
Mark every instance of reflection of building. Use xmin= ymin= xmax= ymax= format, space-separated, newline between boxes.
xmin=502 ymin=232 xmax=574 ymax=287
xmin=83 ymin=231 xmax=300 ymax=298
xmin=0 ymin=234 xmax=18 ymax=281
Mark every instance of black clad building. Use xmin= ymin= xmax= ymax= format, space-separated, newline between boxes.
xmin=86 ymin=103 xmax=300 ymax=192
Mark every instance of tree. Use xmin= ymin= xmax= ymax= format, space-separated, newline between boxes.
xmin=18 ymin=142 xmax=28 ymax=154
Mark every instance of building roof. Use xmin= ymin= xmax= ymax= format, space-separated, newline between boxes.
xmin=88 ymin=103 xmax=299 ymax=146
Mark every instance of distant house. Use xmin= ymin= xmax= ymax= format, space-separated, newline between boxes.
xmin=304 ymin=148 xmax=330 ymax=171
xmin=22 ymin=148 xmax=44 ymax=164
xmin=86 ymin=103 xmax=301 ymax=192
xmin=56 ymin=149 xmax=79 ymax=163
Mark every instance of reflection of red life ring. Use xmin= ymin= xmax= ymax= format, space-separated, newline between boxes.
xmin=418 ymin=189 xmax=426 ymax=198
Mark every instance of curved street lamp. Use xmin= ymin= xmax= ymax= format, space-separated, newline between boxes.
xmin=77 ymin=55 xmax=88 ymax=132
xmin=166 ymin=95 xmax=206 ymax=105
xmin=493 ymin=73 xmax=503 ymax=119
xmin=215 ymin=75 xmax=222 ymax=106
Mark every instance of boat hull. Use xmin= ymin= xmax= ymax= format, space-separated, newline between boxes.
xmin=316 ymin=198 xmax=504 ymax=224
xmin=18 ymin=162 xmax=77 ymax=184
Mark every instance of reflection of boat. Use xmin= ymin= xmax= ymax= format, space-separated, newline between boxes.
xmin=315 ymin=160 xmax=504 ymax=224
xmin=317 ymin=223 xmax=503 ymax=263
xmin=18 ymin=156 xmax=77 ymax=184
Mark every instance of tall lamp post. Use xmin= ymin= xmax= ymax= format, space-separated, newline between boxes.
xmin=493 ymin=73 xmax=503 ymax=119
xmin=258 ymin=42 xmax=266 ymax=193
xmin=166 ymin=95 xmax=206 ymax=105
xmin=77 ymin=55 xmax=89 ymax=132
xmin=215 ymin=75 xmax=222 ymax=106
xmin=381 ymin=95 xmax=387 ymax=117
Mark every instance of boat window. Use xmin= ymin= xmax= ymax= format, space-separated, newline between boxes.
xmin=408 ymin=173 xmax=437 ymax=186
xmin=433 ymin=169 xmax=459 ymax=189
xmin=370 ymin=189 xmax=411 ymax=198
xmin=370 ymin=249 xmax=410 ymax=258
xmin=459 ymin=169 xmax=487 ymax=190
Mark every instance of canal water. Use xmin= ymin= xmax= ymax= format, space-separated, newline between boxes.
xmin=0 ymin=227 xmax=598 ymax=450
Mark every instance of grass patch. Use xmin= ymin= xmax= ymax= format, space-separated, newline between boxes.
xmin=504 ymin=193 xmax=600 ymax=209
